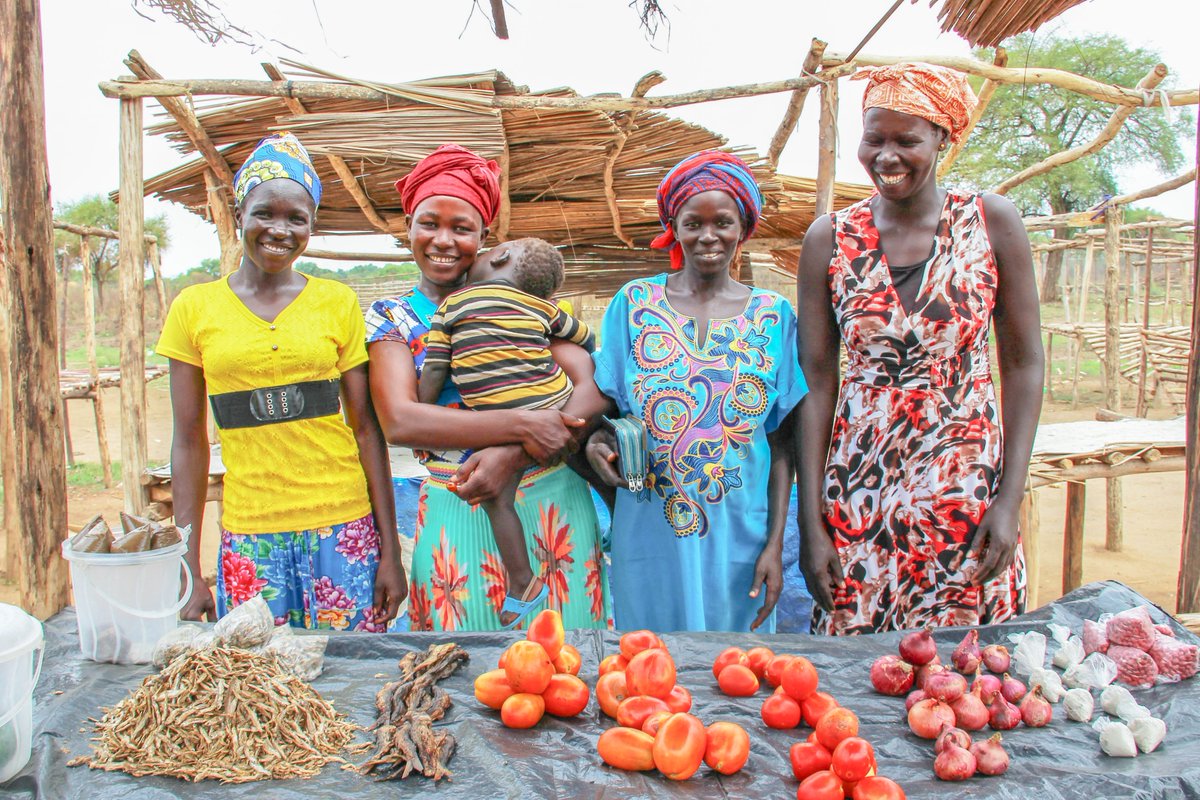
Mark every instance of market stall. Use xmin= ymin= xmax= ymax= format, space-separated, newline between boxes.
xmin=4 ymin=581 xmax=1198 ymax=799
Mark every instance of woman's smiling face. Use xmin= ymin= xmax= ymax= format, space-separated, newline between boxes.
xmin=236 ymin=179 xmax=315 ymax=273
xmin=406 ymin=195 xmax=487 ymax=290
xmin=672 ymin=190 xmax=744 ymax=277
xmin=858 ymin=107 xmax=947 ymax=201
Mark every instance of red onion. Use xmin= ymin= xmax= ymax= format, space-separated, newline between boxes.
xmin=905 ymin=689 xmax=927 ymax=711
xmin=1019 ymin=686 xmax=1053 ymax=728
xmin=952 ymin=629 xmax=982 ymax=674
xmin=870 ymin=654 xmax=915 ymax=696
xmin=1000 ymin=673 xmax=1027 ymax=704
xmin=915 ymin=660 xmax=946 ymax=692
xmin=933 ymin=742 xmax=977 ymax=781
xmin=981 ymin=644 xmax=1011 ymax=674
xmin=951 ymin=684 xmax=990 ymax=731
xmin=973 ymin=672 xmax=1002 ymax=703
xmin=925 ymin=670 xmax=967 ymax=703
xmin=909 ymin=698 xmax=957 ymax=739
xmin=970 ymin=733 xmax=1010 ymax=776
xmin=934 ymin=724 xmax=972 ymax=754
xmin=899 ymin=626 xmax=938 ymax=666
xmin=987 ymin=695 xmax=1022 ymax=731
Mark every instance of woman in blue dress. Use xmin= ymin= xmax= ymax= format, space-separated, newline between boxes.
xmin=586 ymin=150 xmax=807 ymax=633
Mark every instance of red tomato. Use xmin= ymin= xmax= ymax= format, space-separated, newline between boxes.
xmin=598 ymin=653 xmax=626 ymax=676
xmin=831 ymin=736 xmax=875 ymax=783
xmin=796 ymin=769 xmax=843 ymax=800
xmin=504 ymin=640 xmax=554 ymax=695
xmin=711 ymin=646 xmax=749 ymax=680
xmin=552 ymin=643 xmax=582 ymax=676
xmin=641 ymin=710 xmax=673 ymax=737
xmin=615 ymin=695 xmax=670 ymax=730
xmin=652 ymin=713 xmax=707 ymax=781
xmin=703 ymin=721 xmax=751 ymax=775
xmin=781 ymin=656 xmax=819 ymax=702
xmin=525 ymin=609 xmax=564 ymax=661
xmin=500 ymin=692 xmax=545 ymax=729
xmin=801 ymin=691 xmax=840 ymax=728
xmin=765 ymin=654 xmax=793 ymax=688
xmin=760 ymin=692 xmax=802 ymax=729
xmin=473 ymin=669 xmax=515 ymax=710
xmin=624 ymin=648 xmax=676 ymax=699
xmin=745 ymin=646 xmax=775 ymax=679
xmin=717 ymin=664 xmax=760 ymax=697
xmin=789 ymin=741 xmax=832 ymax=781
xmin=597 ymin=727 xmax=655 ymax=771
xmin=619 ymin=630 xmax=660 ymax=661
xmin=852 ymin=776 xmax=907 ymax=800
xmin=596 ymin=670 xmax=630 ymax=718
xmin=664 ymin=685 xmax=693 ymax=713
xmin=542 ymin=673 xmax=590 ymax=718
xmin=814 ymin=707 xmax=859 ymax=752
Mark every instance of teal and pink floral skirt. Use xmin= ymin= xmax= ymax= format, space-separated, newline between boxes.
xmin=409 ymin=461 xmax=612 ymax=632
xmin=217 ymin=512 xmax=390 ymax=632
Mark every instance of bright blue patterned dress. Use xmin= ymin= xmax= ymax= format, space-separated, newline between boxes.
xmin=592 ymin=275 xmax=807 ymax=633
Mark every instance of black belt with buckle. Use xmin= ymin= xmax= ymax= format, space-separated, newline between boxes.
xmin=209 ymin=379 xmax=341 ymax=429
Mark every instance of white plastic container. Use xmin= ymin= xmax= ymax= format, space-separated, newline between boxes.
xmin=0 ymin=603 xmax=43 ymax=784
xmin=61 ymin=540 xmax=193 ymax=664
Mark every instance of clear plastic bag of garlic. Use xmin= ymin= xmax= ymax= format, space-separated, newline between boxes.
xmin=1094 ymin=718 xmax=1138 ymax=757
xmin=1128 ymin=717 xmax=1166 ymax=753
xmin=1063 ymin=652 xmax=1118 ymax=690
xmin=1063 ymin=688 xmax=1094 ymax=722
xmin=1007 ymin=630 xmax=1048 ymax=676
xmin=1029 ymin=667 xmax=1066 ymax=702
xmin=1100 ymin=685 xmax=1152 ymax=722
xmin=1048 ymin=623 xmax=1086 ymax=671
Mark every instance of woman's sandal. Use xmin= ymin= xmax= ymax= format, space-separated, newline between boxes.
xmin=500 ymin=579 xmax=550 ymax=630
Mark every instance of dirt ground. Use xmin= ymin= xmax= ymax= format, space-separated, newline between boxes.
xmin=0 ymin=378 xmax=1188 ymax=617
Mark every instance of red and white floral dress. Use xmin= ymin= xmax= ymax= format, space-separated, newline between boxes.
xmin=812 ymin=191 xmax=1026 ymax=635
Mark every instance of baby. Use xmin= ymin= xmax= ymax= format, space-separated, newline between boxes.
xmin=418 ymin=238 xmax=593 ymax=628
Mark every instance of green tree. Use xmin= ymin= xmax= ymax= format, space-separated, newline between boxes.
xmin=947 ymin=33 xmax=1193 ymax=301
xmin=54 ymin=195 xmax=170 ymax=310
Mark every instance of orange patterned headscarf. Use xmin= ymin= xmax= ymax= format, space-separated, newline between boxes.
xmin=853 ymin=64 xmax=978 ymax=145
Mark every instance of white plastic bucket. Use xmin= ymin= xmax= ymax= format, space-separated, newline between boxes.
xmin=61 ymin=540 xmax=193 ymax=664
xmin=0 ymin=603 xmax=43 ymax=784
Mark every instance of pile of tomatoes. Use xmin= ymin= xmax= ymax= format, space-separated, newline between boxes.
xmin=596 ymin=629 xmax=752 ymax=780
xmin=473 ymin=610 xmax=591 ymax=728
xmin=711 ymin=646 xmax=907 ymax=800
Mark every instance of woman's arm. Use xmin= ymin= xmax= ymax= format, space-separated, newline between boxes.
xmin=168 ymin=359 xmax=216 ymax=621
xmin=750 ymin=413 xmax=796 ymax=630
xmin=972 ymin=193 xmax=1045 ymax=585
xmin=341 ymin=363 xmax=407 ymax=621
xmin=794 ymin=215 xmax=846 ymax=612
xmin=367 ymin=339 xmax=583 ymax=464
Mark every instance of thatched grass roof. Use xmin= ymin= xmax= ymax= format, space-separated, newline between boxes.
xmin=925 ymin=0 xmax=1090 ymax=47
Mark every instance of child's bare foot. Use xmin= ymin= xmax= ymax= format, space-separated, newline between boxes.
xmin=499 ymin=575 xmax=547 ymax=628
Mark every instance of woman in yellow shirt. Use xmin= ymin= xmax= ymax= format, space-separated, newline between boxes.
xmin=157 ymin=133 xmax=406 ymax=630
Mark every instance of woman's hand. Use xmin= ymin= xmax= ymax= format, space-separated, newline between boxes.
xmin=584 ymin=427 xmax=623 ymax=488
xmin=372 ymin=551 xmax=408 ymax=623
xmin=180 ymin=577 xmax=216 ymax=622
xmin=518 ymin=409 xmax=585 ymax=466
xmin=749 ymin=541 xmax=783 ymax=631
xmin=969 ymin=499 xmax=1020 ymax=586
xmin=450 ymin=445 xmax=533 ymax=505
xmin=799 ymin=522 xmax=844 ymax=613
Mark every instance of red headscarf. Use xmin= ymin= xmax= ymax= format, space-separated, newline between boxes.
xmin=853 ymin=64 xmax=978 ymax=145
xmin=395 ymin=144 xmax=502 ymax=225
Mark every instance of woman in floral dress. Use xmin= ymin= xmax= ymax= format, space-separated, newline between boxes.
xmin=795 ymin=65 xmax=1044 ymax=635
xmin=159 ymin=133 xmax=405 ymax=631
xmin=366 ymin=145 xmax=611 ymax=632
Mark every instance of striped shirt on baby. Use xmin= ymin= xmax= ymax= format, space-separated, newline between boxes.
xmin=423 ymin=280 xmax=594 ymax=411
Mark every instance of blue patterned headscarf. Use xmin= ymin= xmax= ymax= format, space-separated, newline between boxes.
xmin=651 ymin=150 xmax=764 ymax=270
xmin=233 ymin=132 xmax=322 ymax=207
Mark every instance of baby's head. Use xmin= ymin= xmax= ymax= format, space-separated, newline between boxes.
xmin=468 ymin=238 xmax=564 ymax=299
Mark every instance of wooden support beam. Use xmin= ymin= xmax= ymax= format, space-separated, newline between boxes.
xmin=0 ymin=0 xmax=70 ymax=617
xmin=205 ymin=169 xmax=242 ymax=275
xmin=1178 ymin=112 xmax=1200 ymax=614
xmin=995 ymin=65 xmax=1167 ymax=196
xmin=601 ymin=71 xmax=665 ymax=250
xmin=814 ymin=79 xmax=839 ymax=218
xmin=823 ymin=51 xmax=1197 ymax=108
xmin=1063 ymin=481 xmax=1086 ymax=595
xmin=302 ymin=247 xmax=414 ymax=262
xmin=118 ymin=95 xmax=148 ymax=514
xmin=1104 ymin=206 xmax=1122 ymax=412
xmin=938 ymin=48 xmax=1007 ymax=179
xmin=766 ymin=39 xmax=827 ymax=170
xmin=147 ymin=239 xmax=168 ymax=319
xmin=1106 ymin=478 xmax=1123 ymax=552
xmin=80 ymin=237 xmax=113 ymax=489
xmin=1020 ymin=488 xmax=1040 ymax=610
xmin=495 ymin=123 xmax=512 ymax=242
xmin=1029 ymin=453 xmax=1186 ymax=488
xmin=1113 ymin=168 xmax=1196 ymax=207
xmin=1136 ymin=231 xmax=1155 ymax=417
xmin=53 ymin=220 xmax=157 ymax=243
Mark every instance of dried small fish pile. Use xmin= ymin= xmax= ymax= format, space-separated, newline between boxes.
xmin=360 ymin=642 xmax=469 ymax=781
xmin=70 ymin=646 xmax=355 ymax=783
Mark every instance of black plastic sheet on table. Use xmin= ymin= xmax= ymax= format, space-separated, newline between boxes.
xmin=4 ymin=581 xmax=1200 ymax=799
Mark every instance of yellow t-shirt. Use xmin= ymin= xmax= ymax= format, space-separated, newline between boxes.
xmin=156 ymin=275 xmax=371 ymax=533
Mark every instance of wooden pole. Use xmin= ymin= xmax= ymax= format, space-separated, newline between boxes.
xmin=939 ymin=48 xmax=1007 ymax=178
xmin=1136 ymin=231 xmax=1155 ymax=417
xmin=1103 ymin=206 xmax=1124 ymax=554
xmin=58 ymin=249 xmax=75 ymax=467
xmin=80 ymin=237 xmax=113 ymax=489
xmin=205 ymin=169 xmax=242 ymax=275
xmin=1077 ymin=238 xmax=1095 ymax=324
xmin=1177 ymin=108 xmax=1200 ymax=614
xmin=1045 ymin=331 xmax=1055 ymax=401
xmin=118 ymin=95 xmax=148 ymax=514
xmin=147 ymin=240 xmax=168 ymax=319
xmin=766 ymin=39 xmax=828 ymax=169
xmin=1165 ymin=260 xmax=1174 ymax=325
xmin=0 ymin=0 xmax=71 ymax=618
xmin=1020 ymin=488 xmax=1040 ymax=609
xmin=1063 ymin=481 xmax=1086 ymax=595
xmin=814 ymin=78 xmax=839 ymax=218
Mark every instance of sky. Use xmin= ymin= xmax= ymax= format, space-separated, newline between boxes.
xmin=37 ymin=0 xmax=1199 ymax=276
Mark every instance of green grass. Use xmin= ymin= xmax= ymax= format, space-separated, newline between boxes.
xmin=66 ymin=461 xmax=121 ymax=487
xmin=64 ymin=345 xmax=166 ymax=370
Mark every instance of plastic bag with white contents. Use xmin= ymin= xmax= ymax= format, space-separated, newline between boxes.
xmin=1063 ymin=652 xmax=1118 ymax=690
xmin=1007 ymin=630 xmax=1048 ymax=676
xmin=1029 ymin=668 xmax=1066 ymax=702
xmin=264 ymin=625 xmax=328 ymax=682
xmin=1093 ymin=717 xmax=1137 ymax=757
xmin=151 ymin=624 xmax=203 ymax=669
xmin=213 ymin=594 xmax=275 ymax=649
xmin=1049 ymin=623 xmax=1086 ymax=670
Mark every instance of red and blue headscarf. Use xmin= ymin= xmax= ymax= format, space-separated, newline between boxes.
xmin=650 ymin=150 xmax=763 ymax=270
